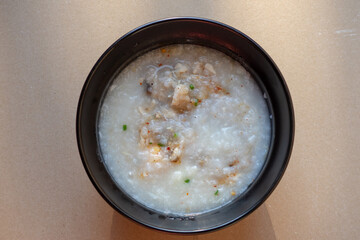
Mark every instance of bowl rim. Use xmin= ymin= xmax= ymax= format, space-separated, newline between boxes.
xmin=76 ymin=17 xmax=295 ymax=233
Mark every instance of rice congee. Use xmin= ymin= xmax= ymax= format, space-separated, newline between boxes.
xmin=98 ymin=44 xmax=271 ymax=215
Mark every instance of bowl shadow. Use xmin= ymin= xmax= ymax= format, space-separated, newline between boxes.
xmin=109 ymin=204 xmax=276 ymax=240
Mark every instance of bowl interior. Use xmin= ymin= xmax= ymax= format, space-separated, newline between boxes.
xmin=77 ymin=18 xmax=294 ymax=233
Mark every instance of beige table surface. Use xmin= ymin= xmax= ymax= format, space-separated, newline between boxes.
xmin=1 ymin=1 xmax=359 ymax=239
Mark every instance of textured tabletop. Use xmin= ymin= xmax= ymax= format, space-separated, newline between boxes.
xmin=1 ymin=1 xmax=359 ymax=239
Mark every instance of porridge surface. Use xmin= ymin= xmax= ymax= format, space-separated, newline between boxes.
xmin=98 ymin=44 xmax=271 ymax=215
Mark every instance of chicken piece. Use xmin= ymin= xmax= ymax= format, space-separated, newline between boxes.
xmin=168 ymin=145 xmax=182 ymax=163
xmin=193 ymin=62 xmax=204 ymax=75
xmin=171 ymin=84 xmax=192 ymax=111
xmin=174 ymin=63 xmax=189 ymax=78
xmin=143 ymin=68 xmax=176 ymax=102
xmin=193 ymin=62 xmax=216 ymax=76
xmin=204 ymin=63 xmax=216 ymax=75
xmin=148 ymin=146 xmax=163 ymax=163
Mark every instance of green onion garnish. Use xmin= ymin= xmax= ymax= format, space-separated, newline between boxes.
xmin=173 ymin=133 xmax=178 ymax=138
xmin=194 ymin=99 xmax=198 ymax=106
xmin=189 ymin=84 xmax=194 ymax=90
xmin=184 ymin=179 xmax=190 ymax=183
xmin=214 ymin=190 xmax=219 ymax=196
xmin=158 ymin=143 xmax=165 ymax=147
xmin=122 ymin=125 xmax=127 ymax=131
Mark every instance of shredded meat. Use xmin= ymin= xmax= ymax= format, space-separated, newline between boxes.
xmin=171 ymin=84 xmax=192 ymax=111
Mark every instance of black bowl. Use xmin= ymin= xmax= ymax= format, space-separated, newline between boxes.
xmin=76 ymin=17 xmax=294 ymax=233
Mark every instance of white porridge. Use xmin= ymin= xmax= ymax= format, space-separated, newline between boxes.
xmin=98 ymin=44 xmax=271 ymax=215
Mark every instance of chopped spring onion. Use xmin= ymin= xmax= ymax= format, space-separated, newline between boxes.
xmin=194 ymin=99 xmax=199 ymax=106
xmin=158 ymin=143 xmax=165 ymax=147
xmin=122 ymin=125 xmax=127 ymax=131
xmin=184 ymin=179 xmax=190 ymax=183
xmin=214 ymin=190 xmax=219 ymax=196
xmin=189 ymin=84 xmax=194 ymax=90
